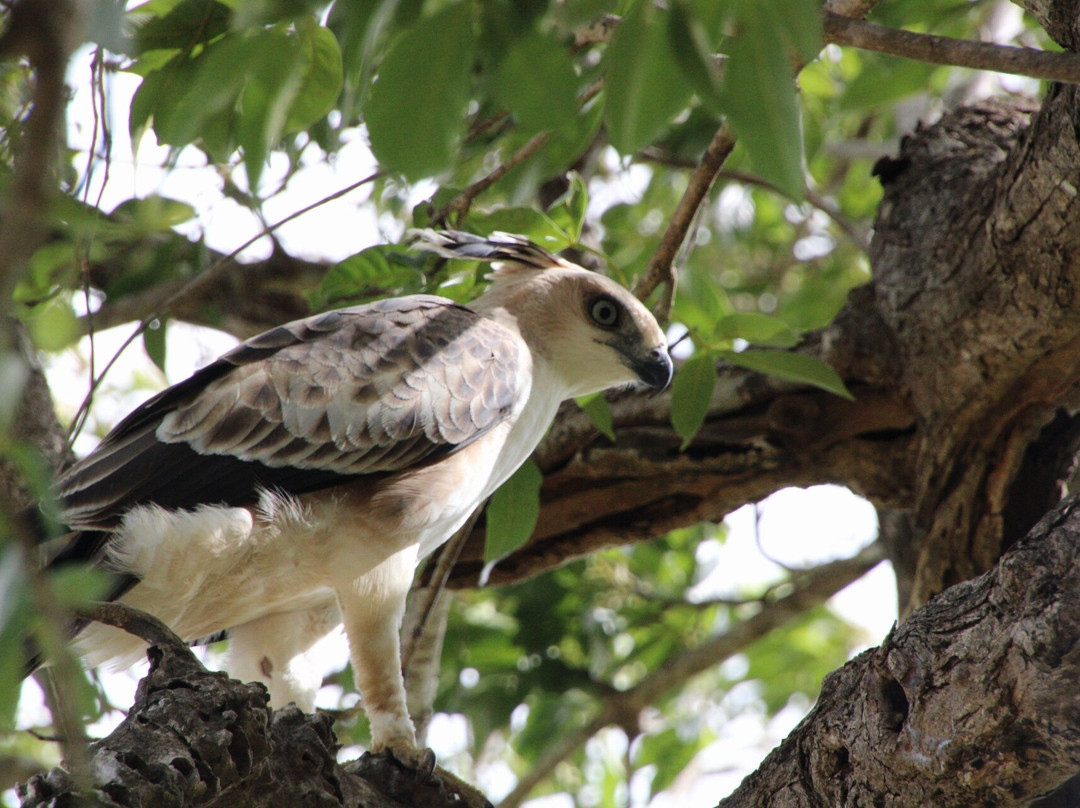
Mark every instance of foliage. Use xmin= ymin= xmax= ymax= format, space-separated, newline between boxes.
xmin=0 ymin=0 xmax=1056 ymax=804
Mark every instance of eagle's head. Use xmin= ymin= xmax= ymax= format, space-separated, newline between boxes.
xmin=415 ymin=229 xmax=672 ymax=397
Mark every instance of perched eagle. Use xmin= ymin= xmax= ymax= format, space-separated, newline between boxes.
xmin=47 ymin=230 xmax=672 ymax=769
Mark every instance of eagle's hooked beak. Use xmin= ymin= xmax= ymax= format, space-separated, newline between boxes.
xmin=631 ymin=347 xmax=674 ymax=393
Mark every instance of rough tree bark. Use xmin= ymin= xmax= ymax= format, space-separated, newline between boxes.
xmin=717 ymin=496 xmax=1080 ymax=807
xmin=14 ymin=1 xmax=1080 ymax=806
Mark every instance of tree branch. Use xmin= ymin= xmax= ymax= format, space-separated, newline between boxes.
xmin=718 ymin=495 xmax=1080 ymax=807
xmin=18 ymin=603 xmax=471 ymax=808
xmin=642 ymin=145 xmax=872 ymax=252
xmin=0 ymin=0 xmax=82 ymax=309
xmin=632 ymin=123 xmax=736 ymax=318
xmin=449 ymin=379 xmax=915 ymax=590
xmin=432 ymin=133 xmax=552 ymax=227
xmin=497 ymin=543 xmax=886 ymax=808
xmin=823 ymin=10 xmax=1080 ymax=83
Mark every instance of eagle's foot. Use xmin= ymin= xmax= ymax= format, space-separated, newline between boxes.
xmin=353 ymin=741 xmax=492 ymax=808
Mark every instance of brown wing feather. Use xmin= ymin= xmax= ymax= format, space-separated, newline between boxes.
xmin=58 ymin=295 xmax=522 ymax=529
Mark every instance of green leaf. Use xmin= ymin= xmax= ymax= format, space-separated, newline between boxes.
xmin=721 ymin=349 xmax=853 ymax=399
xmin=130 ymin=52 xmax=199 ymax=145
xmin=545 ymin=171 xmax=588 ymax=243
xmin=111 ymin=196 xmax=196 ymax=234
xmin=232 ymin=0 xmax=316 ymax=28
xmin=364 ymin=4 xmax=476 ymax=179
xmin=0 ymin=547 xmax=29 ymax=728
xmin=317 ymin=244 xmax=424 ymax=306
xmin=24 ymin=297 xmax=80 ymax=351
xmin=667 ymin=0 xmax=723 ymax=114
xmin=714 ymin=312 xmax=799 ymax=348
xmin=771 ymin=0 xmax=823 ymax=65
xmin=670 ymin=350 xmax=716 ymax=448
xmin=485 ymin=459 xmax=543 ymax=562
xmin=468 ymin=207 xmax=571 ymax=250
xmin=14 ymin=241 xmax=76 ymax=303
xmin=133 ymin=33 xmax=249 ymax=149
xmin=575 ymin=392 xmax=615 ymax=441
xmin=719 ymin=1 xmax=806 ymax=199
xmin=672 ymin=275 xmax=732 ymax=336
xmin=238 ymin=30 xmax=306 ymax=188
xmin=604 ymin=0 xmax=694 ymax=154
xmin=285 ymin=22 xmax=344 ymax=133
xmin=143 ymin=318 xmax=168 ymax=372
xmin=46 ymin=565 xmax=114 ymax=608
xmin=134 ymin=0 xmax=232 ymax=54
xmin=492 ymin=30 xmax=579 ymax=136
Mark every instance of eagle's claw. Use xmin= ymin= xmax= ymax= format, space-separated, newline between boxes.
xmin=357 ymin=742 xmax=492 ymax=808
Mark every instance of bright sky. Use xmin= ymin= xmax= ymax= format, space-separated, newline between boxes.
xmin=11 ymin=44 xmax=898 ymax=808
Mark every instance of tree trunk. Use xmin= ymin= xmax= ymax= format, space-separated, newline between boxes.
xmin=717 ymin=495 xmax=1080 ymax=807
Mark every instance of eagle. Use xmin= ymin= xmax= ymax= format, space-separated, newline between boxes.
xmin=44 ymin=230 xmax=672 ymax=781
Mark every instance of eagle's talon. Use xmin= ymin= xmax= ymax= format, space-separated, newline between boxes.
xmin=420 ymin=747 xmax=437 ymax=774
xmin=364 ymin=742 xmax=491 ymax=808
xmin=382 ymin=739 xmax=437 ymax=776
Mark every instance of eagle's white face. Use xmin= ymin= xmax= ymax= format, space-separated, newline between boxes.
xmin=474 ymin=263 xmax=672 ymax=399
xmin=540 ymin=268 xmax=671 ymax=397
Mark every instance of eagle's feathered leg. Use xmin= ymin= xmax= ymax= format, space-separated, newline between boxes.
xmin=337 ymin=543 xmax=420 ymax=751
xmin=225 ymin=600 xmax=341 ymax=711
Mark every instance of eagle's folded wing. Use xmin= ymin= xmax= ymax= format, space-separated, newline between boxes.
xmin=58 ymin=295 xmax=521 ymax=530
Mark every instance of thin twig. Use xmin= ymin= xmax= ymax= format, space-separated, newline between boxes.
xmin=632 ymin=123 xmax=736 ymax=319
xmin=639 ymin=150 xmax=871 ymax=255
xmin=572 ymin=7 xmax=1080 ymax=85
xmin=496 ymin=542 xmax=886 ymax=808
xmin=402 ymin=506 xmax=483 ymax=670
xmin=432 ymin=132 xmax=552 ymax=227
xmin=77 ymin=600 xmax=197 ymax=661
xmin=463 ymin=109 xmax=511 ymax=144
xmin=70 ymin=47 xmax=115 ymax=444
xmin=823 ymin=10 xmax=1080 ymax=84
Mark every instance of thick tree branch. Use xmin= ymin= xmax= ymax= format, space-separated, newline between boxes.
xmin=449 ymin=377 xmax=914 ymax=590
xmin=1015 ymin=0 xmax=1080 ymax=52
xmin=866 ymin=86 xmax=1080 ymax=609
xmin=823 ymin=10 xmax=1080 ymax=83
xmin=82 ymin=244 xmax=330 ymax=338
xmin=0 ymin=0 xmax=82 ymax=309
xmin=18 ymin=604 xmax=472 ymax=808
xmin=718 ymin=495 xmax=1080 ymax=807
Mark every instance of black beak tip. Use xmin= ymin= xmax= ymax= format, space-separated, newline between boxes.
xmin=637 ymin=347 xmax=674 ymax=393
